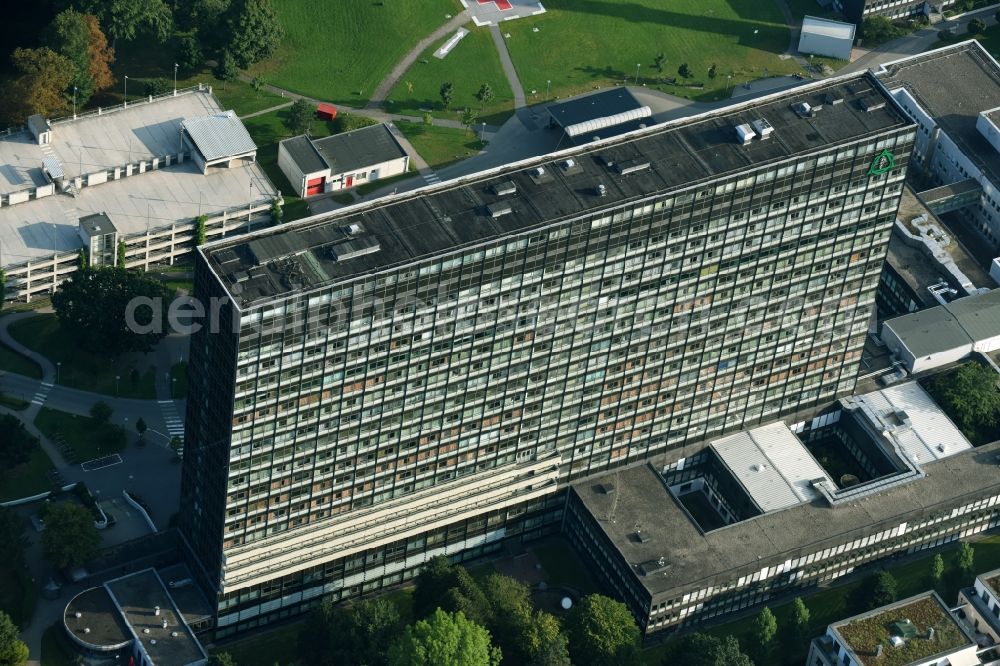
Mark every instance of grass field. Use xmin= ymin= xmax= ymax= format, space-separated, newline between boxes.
xmin=248 ymin=0 xmax=462 ymax=106
xmin=644 ymin=534 xmax=1000 ymax=665
xmin=387 ymin=24 xmax=515 ymax=125
xmin=35 ymin=408 xmax=127 ymax=461
xmin=9 ymin=315 xmax=156 ymax=399
xmin=396 ymin=122 xmax=483 ymax=169
xmin=0 ymin=341 xmax=42 ymax=379
xmin=0 ymin=446 xmax=54 ymax=502
xmin=109 ymin=40 xmax=286 ymax=117
xmin=503 ymin=0 xmax=799 ymax=102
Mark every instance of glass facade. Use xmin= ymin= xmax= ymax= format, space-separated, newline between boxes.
xmin=180 ymin=123 xmax=915 ymax=635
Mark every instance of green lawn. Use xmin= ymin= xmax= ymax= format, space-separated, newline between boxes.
xmin=8 ymin=315 xmax=157 ymax=399
xmin=0 ymin=341 xmax=42 ymax=379
xmin=216 ymin=621 xmax=303 ymax=666
xmin=35 ymin=408 xmax=127 ymax=462
xmin=170 ymin=362 xmax=188 ymax=399
xmin=0 ymin=446 xmax=55 ymax=502
xmin=41 ymin=622 xmax=75 ymax=666
xmin=642 ymin=534 xmax=1000 ymax=665
xmin=387 ymin=24 xmax=515 ymax=126
xmin=503 ymin=0 xmax=799 ymax=103
xmin=247 ymin=0 xmax=462 ymax=106
xmin=0 ymin=566 xmax=36 ymax=629
xmin=109 ymin=39 xmax=286 ymax=117
xmin=395 ymin=122 xmax=483 ymax=169
xmin=0 ymin=393 xmax=30 ymax=410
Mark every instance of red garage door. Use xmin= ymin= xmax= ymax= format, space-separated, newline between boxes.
xmin=305 ymin=177 xmax=324 ymax=196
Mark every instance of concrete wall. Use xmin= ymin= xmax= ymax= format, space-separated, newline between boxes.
xmin=798 ymin=32 xmax=853 ymax=61
xmin=880 ymin=320 xmax=972 ymax=372
xmin=328 ymin=155 xmax=408 ymax=192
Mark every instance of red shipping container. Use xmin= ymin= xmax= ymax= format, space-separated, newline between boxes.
xmin=316 ymin=103 xmax=337 ymax=120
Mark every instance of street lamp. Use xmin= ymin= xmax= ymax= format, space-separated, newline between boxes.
xmin=480 ymin=121 xmax=486 ymax=144
xmin=115 ymin=374 xmax=120 ymax=396
xmin=173 ymin=63 xmax=178 ymax=95
xmin=545 ymin=79 xmax=551 ymax=101
xmin=123 ymin=75 xmax=128 ymax=107
xmin=635 ymin=63 xmax=641 ymax=85
xmin=72 ymin=86 xmax=77 ymax=118
xmin=172 ymin=377 xmax=177 ymax=398
xmin=56 ymin=361 xmax=61 ymax=384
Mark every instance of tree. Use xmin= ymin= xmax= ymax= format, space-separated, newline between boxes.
xmin=117 ymin=239 xmax=128 ymax=267
xmin=439 ymin=82 xmax=454 ymax=109
xmin=285 ymin=98 xmax=312 ymax=135
xmin=79 ymin=0 xmax=173 ymax=44
xmin=214 ymin=49 xmax=238 ymax=83
xmin=414 ymin=556 xmax=457 ymax=618
xmin=678 ymin=62 xmax=692 ymax=78
xmin=224 ymin=0 xmax=283 ymax=68
xmin=475 ymin=83 xmax=494 ymax=107
xmin=931 ymin=553 xmax=945 ymax=583
xmin=0 ymin=414 xmax=39 ymax=469
xmin=52 ymin=267 xmax=171 ymax=356
xmin=525 ymin=611 xmax=570 ymax=666
xmin=0 ymin=611 xmax=29 ymax=666
xmin=44 ymin=10 xmax=99 ymax=107
xmin=461 ymin=108 xmax=478 ymax=134
xmin=194 ymin=215 xmax=207 ymax=246
xmin=169 ymin=436 xmax=183 ymax=457
xmin=82 ymin=14 xmax=115 ymax=91
xmin=565 ymin=594 xmax=640 ymax=666
xmin=969 ymin=18 xmax=987 ymax=34
xmin=789 ymin=597 xmax=810 ymax=641
xmin=251 ymin=75 xmax=265 ymax=95
xmin=0 ymin=507 xmax=27 ymax=568
xmin=3 ymin=48 xmax=74 ymax=124
xmin=78 ymin=248 xmax=89 ymax=270
xmin=142 ymin=78 xmax=172 ymax=96
xmin=751 ymin=606 xmax=777 ymax=655
xmin=324 ymin=598 xmax=401 ymax=665
xmin=270 ymin=200 xmax=283 ymax=223
xmin=208 ymin=653 xmax=236 ymax=666
xmin=671 ymin=633 xmax=753 ymax=666
xmin=389 ymin=609 xmax=501 ymax=666
xmin=653 ymin=53 xmax=665 ymax=73
xmin=41 ymin=502 xmax=100 ymax=569
xmin=924 ymin=363 xmax=1000 ymax=443
xmin=959 ymin=542 xmax=975 ymax=573
xmin=441 ymin=566 xmax=491 ymax=626
xmin=90 ymin=401 xmax=113 ymax=424
xmin=135 ymin=417 xmax=147 ymax=441
xmin=708 ymin=63 xmax=718 ymax=79
xmin=862 ymin=16 xmax=902 ymax=45
xmin=481 ymin=574 xmax=532 ymax=662
xmin=176 ymin=33 xmax=203 ymax=75
xmin=422 ymin=112 xmax=433 ymax=126
xmin=870 ymin=571 xmax=898 ymax=608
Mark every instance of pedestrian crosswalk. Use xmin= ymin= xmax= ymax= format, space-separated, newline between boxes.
xmin=31 ymin=381 xmax=53 ymax=406
xmin=159 ymin=400 xmax=185 ymax=438
xmin=423 ymin=171 xmax=441 ymax=185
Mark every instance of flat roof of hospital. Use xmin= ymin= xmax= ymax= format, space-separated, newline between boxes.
xmin=202 ymin=72 xmax=911 ymax=306
xmin=0 ymin=89 xmax=276 ymax=268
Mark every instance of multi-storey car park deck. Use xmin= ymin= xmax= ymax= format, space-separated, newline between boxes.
xmin=0 ymin=86 xmax=277 ymax=301
xmin=181 ymin=71 xmax=917 ymax=637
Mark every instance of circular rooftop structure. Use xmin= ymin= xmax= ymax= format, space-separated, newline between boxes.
xmin=64 ymin=587 xmax=132 ymax=652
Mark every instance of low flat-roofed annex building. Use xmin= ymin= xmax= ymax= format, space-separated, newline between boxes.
xmin=807 ymin=591 xmax=982 ymax=666
xmin=798 ymin=16 xmax=856 ymax=62
xmin=546 ymin=88 xmax=654 ymax=145
xmin=563 ymin=381 xmax=996 ymax=636
xmin=957 ymin=567 xmax=1000 ymax=646
xmin=277 ymin=123 xmax=409 ymax=198
xmin=881 ymin=288 xmax=1000 ymax=372
xmin=0 ymin=85 xmax=278 ymax=301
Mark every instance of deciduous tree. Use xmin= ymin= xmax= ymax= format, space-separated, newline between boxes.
xmin=931 ymin=553 xmax=945 ymax=583
xmin=790 ymin=597 xmax=811 ymax=641
xmin=475 ymin=83 xmax=494 ymax=106
xmin=924 ymin=363 xmax=1000 ymax=443
xmin=752 ymin=606 xmax=777 ymax=655
xmin=439 ymin=82 xmax=454 ymax=109
xmin=0 ymin=507 xmax=27 ymax=568
xmin=959 ymin=542 xmax=975 ymax=573
xmin=224 ymin=0 xmax=283 ymax=68
xmin=285 ymin=98 xmax=312 ymax=135
xmin=670 ymin=633 xmax=753 ymax=666
xmin=870 ymin=571 xmax=898 ymax=608
xmin=3 ymin=47 xmax=74 ymax=124
xmin=0 ymin=415 xmax=39 ymax=469
xmin=0 ymin=611 xmax=28 ymax=666
xmin=176 ymin=34 xmax=204 ymax=75
xmin=389 ymin=609 xmax=501 ymax=666
xmin=41 ymin=502 xmax=100 ymax=569
xmin=52 ymin=267 xmax=171 ymax=356
xmin=678 ymin=62 xmax=692 ymax=78
xmin=565 ymin=594 xmax=641 ymax=666
xmin=525 ymin=610 xmax=570 ymax=666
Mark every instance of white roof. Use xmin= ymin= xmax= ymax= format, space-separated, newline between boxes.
xmin=849 ymin=382 xmax=973 ymax=465
xmin=710 ymin=421 xmax=833 ymax=512
xmin=801 ymin=15 xmax=856 ymax=41
xmin=182 ymin=111 xmax=257 ymax=161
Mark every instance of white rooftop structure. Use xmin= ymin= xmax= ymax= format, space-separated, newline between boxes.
xmin=182 ymin=111 xmax=257 ymax=163
xmin=710 ymin=421 xmax=833 ymax=513
xmin=798 ymin=16 xmax=855 ymax=61
xmin=846 ymin=381 xmax=974 ymax=466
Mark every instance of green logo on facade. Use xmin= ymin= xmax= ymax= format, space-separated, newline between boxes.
xmin=868 ymin=149 xmax=896 ymax=175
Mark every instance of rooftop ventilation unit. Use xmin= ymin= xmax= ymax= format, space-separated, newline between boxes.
xmin=632 ymin=531 xmax=651 ymax=544
xmin=595 ymin=183 xmax=607 ymax=197
xmin=751 ymin=118 xmax=774 ymax=140
xmin=487 ymin=202 xmax=513 ymax=218
xmin=493 ymin=180 xmax=517 ymax=196
xmin=860 ymin=97 xmax=886 ymax=113
xmin=343 ymin=223 xmax=362 ymax=235
xmin=735 ymin=123 xmax=754 ymax=145
xmin=598 ymin=482 xmax=615 ymax=495
xmin=561 ymin=159 xmax=575 ymax=170
xmin=792 ymin=102 xmax=813 ymax=118
xmin=825 ymin=94 xmax=844 ymax=106
xmin=614 ymin=159 xmax=650 ymax=175
xmin=330 ymin=236 xmax=381 ymax=262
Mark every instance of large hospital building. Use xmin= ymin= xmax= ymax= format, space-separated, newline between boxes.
xmin=178 ymin=70 xmax=915 ymax=635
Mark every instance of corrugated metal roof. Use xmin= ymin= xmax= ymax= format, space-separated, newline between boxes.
xmin=801 ymin=15 xmax=856 ymax=41
xmin=710 ymin=422 xmax=832 ymax=513
xmin=182 ymin=111 xmax=257 ymax=162
xmin=852 ymin=382 xmax=973 ymax=465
